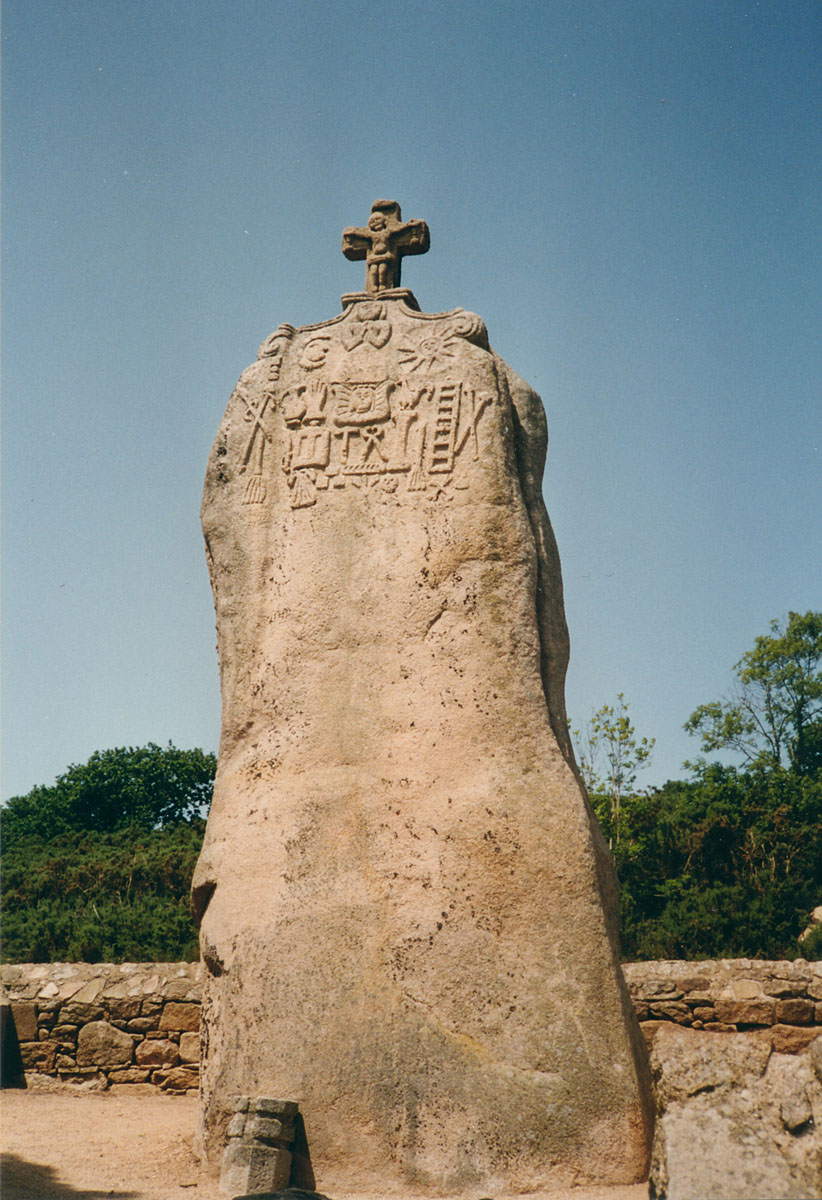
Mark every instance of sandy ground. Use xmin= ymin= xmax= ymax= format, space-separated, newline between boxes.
xmin=0 ymin=1089 xmax=649 ymax=1200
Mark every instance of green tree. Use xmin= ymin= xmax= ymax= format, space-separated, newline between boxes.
xmin=0 ymin=744 xmax=215 ymax=963
xmin=1 ymin=743 xmax=216 ymax=840
xmin=685 ymin=611 xmax=822 ymax=776
xmin=574 ymin=694 xmax=655 ymax=850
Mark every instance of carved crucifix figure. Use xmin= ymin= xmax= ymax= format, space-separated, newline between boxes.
xmin=342 ymin=200 xmax=430 ymax=293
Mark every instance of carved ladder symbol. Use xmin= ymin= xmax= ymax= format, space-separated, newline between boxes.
xmin=427 ymin=384 xmax=461 ymax=474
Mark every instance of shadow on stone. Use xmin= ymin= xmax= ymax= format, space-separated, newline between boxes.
xmin=0 ymin=1152 xmax=138 ymax=1200
xmin=0 ymin=999 xmax=26 ymax=1088
xmin=289 ymin=1113 xmax=316 ymax=1190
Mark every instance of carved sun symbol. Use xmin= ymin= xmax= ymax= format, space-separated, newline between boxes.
xmin=398 ymin=334 xmax=457 ymax=373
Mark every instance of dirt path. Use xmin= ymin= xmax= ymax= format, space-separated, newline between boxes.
xmin=0 ymin=1089 xmax=648 ymax=1200
xmin=1 ymin=1091 xmax=216 ymax=1200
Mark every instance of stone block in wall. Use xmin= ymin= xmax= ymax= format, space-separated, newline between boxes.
xmin=105 ymin=997 xmax=142 ymax=1022
xmin=650 ymin=1001 xmax=692 ymax=1024
xmin=764 ymin=978 xmax=808 ymax=998
xmin=10 ymin=1001 xmax=38 ymax=1041
xmin=76 ymin=1021 xmax=135 ymax=1069
xmin=652 ymin=1025 xmax=773 ymax=1105
xmin=108 ymin=1068 xmax=151 ymax=1084
xmin=162 ymin=978 xmax=201 ymax=1002
xmin=126 ymin=1016 xmax=157 ymax=1032
xmin=178 ymin=1031 xmax=199 ymax=1063
xmin=714 ymin=998 xmax=775 ymax=1026
xmin=160 ymin=1066 xmax=199 ymax=1092
xmin=52 ymin=1024 xmax=79 ymax=1039
xmin=720 ymin=979 xmax=763 ymax=1000
xmin=55 ymin=1068 xmax=107 ymax=1086
xmin=135 ymin=1037 xmax=179 ymax=1068
xmin=676 ymin=975 xmax=712 ymax=994
xmin=158 ymin=1001 xmax=200 ymax=1032
xmin=69 ymin=979 xmax=105 ymax=1006
xmin=60 ymin=1001 xmax=104 ymax=1025
xmin=685 ymin=991 xmax=713 ymax=1005
xmin=640 ymin=1020 xmax=673 ymax=1048
xmin=775 ymin=997 xmax=815 ymax=1025
xmin=635 ymin=979 xmax=684 ymax=1001
xmin=19 ymin=1040 xmax=58 ymax=1071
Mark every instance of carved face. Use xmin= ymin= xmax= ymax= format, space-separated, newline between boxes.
xmin=368 ymin=213 xmax=387 ymax=231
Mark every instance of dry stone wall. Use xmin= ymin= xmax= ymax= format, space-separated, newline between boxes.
xmin=3 ymin=959 xmax=820 ymax=1090
xmin=623 ymin=959 xmax=822 ymax=1053
xmin=1 ymin=962 xmax=202 ymax=1091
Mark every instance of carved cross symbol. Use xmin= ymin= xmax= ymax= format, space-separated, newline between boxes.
xmin=241 ymin=392 xmax=271 ymax=469
xmin=342 ymin=200 xmax=430 ymax=293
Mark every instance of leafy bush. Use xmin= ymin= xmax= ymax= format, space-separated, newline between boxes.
xmin=614 ymin=764 xmax=822 ymax=960
xmin=0 ymin=745 xmax=213 ymax=963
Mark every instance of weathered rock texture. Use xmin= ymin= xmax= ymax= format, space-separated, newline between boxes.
xmin=649 ymin=1026 xmax=822 ymax=1199
xmin=193 ymin=245 xmax=654 ymax=1196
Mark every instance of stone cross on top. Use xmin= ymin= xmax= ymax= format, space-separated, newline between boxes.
xmin=342 ymin=200 xmax=430 ymax=293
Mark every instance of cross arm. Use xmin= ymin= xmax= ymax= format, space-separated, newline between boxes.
xmin=341 ymin=227 xmax=371 ymax=262
xmin=396 ymin=218 xmax=430 ymax=257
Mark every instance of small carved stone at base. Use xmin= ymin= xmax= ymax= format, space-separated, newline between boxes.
xmin=220 ymin=1097 xmax=298 ymax=1197
xmin=231 ymin=1191 xmax=332 ymax=1200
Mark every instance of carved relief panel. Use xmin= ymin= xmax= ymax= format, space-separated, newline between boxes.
xmin=237 ymin=301 xmax=495 ymax=510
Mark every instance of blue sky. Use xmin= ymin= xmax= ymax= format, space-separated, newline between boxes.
xmin=3 ymin=0 xmax=820 ymax=799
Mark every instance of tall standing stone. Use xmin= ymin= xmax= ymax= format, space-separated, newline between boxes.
xmin=194 ymin=201 xmax=653 ymax=1193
